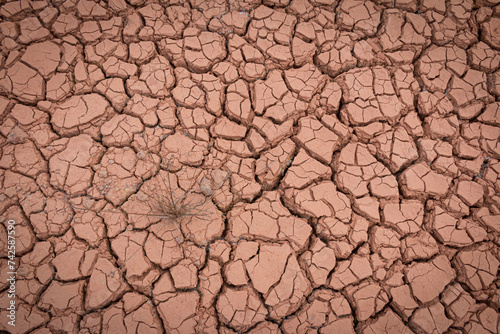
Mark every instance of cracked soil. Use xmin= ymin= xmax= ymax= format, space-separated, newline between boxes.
xmin=0 ymin=0 xmax=500 ymax=333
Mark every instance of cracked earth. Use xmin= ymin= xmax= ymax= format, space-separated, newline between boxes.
xmin=0 ymin=0 xmax=500 ymax=333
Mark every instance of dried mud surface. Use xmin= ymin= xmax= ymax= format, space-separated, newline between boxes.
xmin=1 ymin=0 xmax=500 ymax=333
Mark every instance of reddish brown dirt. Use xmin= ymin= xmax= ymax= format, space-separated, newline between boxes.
xmin=0 ymin=0 xmax=500 ymax=333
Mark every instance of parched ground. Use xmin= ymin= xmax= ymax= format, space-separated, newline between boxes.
xmin=0 ymin=0 xmax=500 ymax=333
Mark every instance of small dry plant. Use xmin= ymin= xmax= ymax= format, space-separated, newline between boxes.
xmin=142 ymin=162 xmax=221 ymax=221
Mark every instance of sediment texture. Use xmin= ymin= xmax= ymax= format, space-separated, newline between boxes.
xmin=0 ymin=0 xmax=500 ymax=333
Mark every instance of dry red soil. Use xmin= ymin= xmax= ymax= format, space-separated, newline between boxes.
xmin=0 ymin=0 xmax=500 ymax=333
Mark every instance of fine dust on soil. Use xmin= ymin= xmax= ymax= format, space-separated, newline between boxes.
xmin=0 ymin=0 xmax=500 ymax=333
